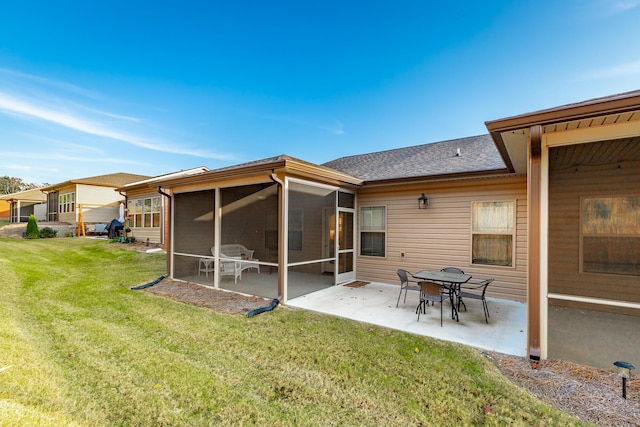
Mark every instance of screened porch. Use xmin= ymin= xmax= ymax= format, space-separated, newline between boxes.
xmin=171 ymin=178 xmax=356 ymax=302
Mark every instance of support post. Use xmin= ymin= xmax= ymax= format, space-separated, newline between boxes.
xmin=528 ymin=125 xmax=542 ymax=367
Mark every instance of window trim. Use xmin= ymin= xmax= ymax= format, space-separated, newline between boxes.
xmin=359 ymin=205 xmax=387 ymax=258
xmin=128 ymin=196 xmax=161 ymax=228
xmin=58 ymin=192 xmax=75 ymax=214
xmin=470 ymin=200 xmax=516 ymax=268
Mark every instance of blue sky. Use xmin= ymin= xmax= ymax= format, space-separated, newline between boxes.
xmin=1 ymin=1 xmax=640 ymax=185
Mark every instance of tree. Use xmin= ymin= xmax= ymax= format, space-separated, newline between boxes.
xmin=0 ymin=176 xmax=43 ymax=194
xmin=25 ymin=214 xmax=40 ymax=239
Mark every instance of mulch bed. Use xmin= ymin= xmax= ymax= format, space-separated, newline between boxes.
xmin=489 ymin=351 xmax=640 ymax=426
xmin=142 ymin=278 xmax=270 ymax=315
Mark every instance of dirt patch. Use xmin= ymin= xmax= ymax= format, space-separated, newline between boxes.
xmin=140 ymin=278 xmax=269 ymax=315
xmin=110 ymin=239 xmax=165 ymax=253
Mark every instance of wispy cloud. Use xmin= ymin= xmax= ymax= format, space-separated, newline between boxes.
xmin=0 ymin=90 xmax=230 ymax=161
xmin=576 ymin=60 xmax=640 ymax=81
xmin=319 ymin=120 xmax=344 ymax=135
xmin=611 ymin=0 xmax=640 ymax=13
xmin=0 ymin=91 xmax=156 ymax=148
xmin=0 ymin=68 xmax=234 ymax=161
xmin=590 ymin=0 xmax=640 ymax=16
xmin=0 ymin=68 xmax=102 ymax=99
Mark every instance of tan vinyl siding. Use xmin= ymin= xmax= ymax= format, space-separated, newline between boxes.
xmin=76 ymin=184 xmax=123 ymax=223
xmin=548 ymin=139 xmax=640 ymax=315
xmin=128 ymin=227 xmax=162 ymax=244
xmin=356 ymin=176 xmax=528 ymax=302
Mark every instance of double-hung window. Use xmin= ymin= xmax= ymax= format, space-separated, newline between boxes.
xmin=471 ymin=201 xmax=515 ymax=267
xmin=360 ymin=206 xmax=386 ymax=257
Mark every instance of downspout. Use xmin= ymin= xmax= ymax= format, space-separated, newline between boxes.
xmin=117 ymin=190 xmax=128 ymax=238
xmin=158 ymin=186 xmax=172 ymax=275
xmin=269 ymin=172 xmax=285 ymax=302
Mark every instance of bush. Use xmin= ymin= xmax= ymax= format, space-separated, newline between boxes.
xmin=39 ymin=227 xmax=58 ymax=238
xmin=25 ymin=215 xmax=39 ymax=239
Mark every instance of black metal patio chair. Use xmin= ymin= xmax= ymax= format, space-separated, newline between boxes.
xmin=456 ymin=278 xmax=494 ymax=323
xmin=417 ymin=281 xmax=448 ymax=326
xmin=396 ymin=269 xmax=421 ymax=307
xmin=440 ymin=266 xmax=465 ymax=308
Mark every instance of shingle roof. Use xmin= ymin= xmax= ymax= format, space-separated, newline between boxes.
xmin=72 ymin=172 xmax=151 ymax=187
xmin=41 ymin=172 xmax=152 ymax=191
xmin=322 ymin=134 xmax=507 ymax=182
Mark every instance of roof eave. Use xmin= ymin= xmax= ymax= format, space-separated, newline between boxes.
xmin=152 ymin=158 xmax=362 ymax=189
xmin=485 ymin=91 xmax=640 ymax=133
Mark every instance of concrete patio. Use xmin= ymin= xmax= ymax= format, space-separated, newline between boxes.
xmin=288 ymin=281 xmax=527 ymax=357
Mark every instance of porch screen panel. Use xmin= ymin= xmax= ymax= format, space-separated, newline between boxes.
xmin=287 ymin=181 xmax=335 ymax=263
xmin=338 ymin=191 xmax=355 ymax=208
xmin=173 ymin=190 xmax=215 ymax=282
xmin=220 ymin=183 xmax=278 ymax=297
xmin=287 ymin=181 xmax=336 ymax=298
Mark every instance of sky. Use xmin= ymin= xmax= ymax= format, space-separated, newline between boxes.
xmin=1 ymin=1 xmax=640 ymax=186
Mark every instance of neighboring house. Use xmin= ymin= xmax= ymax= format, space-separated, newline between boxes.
xmin=118 ymin=167 xmax=209 ymax=246
xmin=0 ymin=199 xmax=9 ymax=220
xmin=39 ymin=172 xmax=150 ymax=232
xmin=130 ymin=89 xmax=640 ymax=369
xmin=0 ymin=187 xmax=47 ymax=222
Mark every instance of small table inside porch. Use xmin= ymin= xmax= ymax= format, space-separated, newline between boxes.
xmin=412 ymin=269 xmax=472 ymax=321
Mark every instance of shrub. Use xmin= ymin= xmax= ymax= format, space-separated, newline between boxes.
xmin=25 ymin=214 xmax=39 ymax=239
xmin=39 ymin=227 xmax=58 ymax=238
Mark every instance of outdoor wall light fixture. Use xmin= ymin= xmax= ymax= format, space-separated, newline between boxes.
xmin=613 ymin=361 xmax=635 ymax=399
xmin=418 ymin=193 xmax=429 ymax=209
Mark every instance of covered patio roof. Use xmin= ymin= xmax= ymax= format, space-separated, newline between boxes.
xmin=485 ymin=89 xmax=640 ymax=176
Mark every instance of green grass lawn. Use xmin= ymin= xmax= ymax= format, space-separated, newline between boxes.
xmin=0 ymin=238 xmax=587 ymax=426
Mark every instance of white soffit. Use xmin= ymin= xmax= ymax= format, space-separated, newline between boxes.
xmin=498 ymin=109 xmax=640 ymax=174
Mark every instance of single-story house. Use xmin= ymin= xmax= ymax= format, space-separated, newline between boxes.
xmin=126 ymin=89 xmax=639 ymax=368
xmin=39 ymin=172 xmax=150 ymax=234
xmin=0 ymin=187 xmax=47 ymax=222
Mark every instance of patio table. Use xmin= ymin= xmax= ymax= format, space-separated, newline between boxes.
xmin=412 ymin=269 xmax=472 ymax=321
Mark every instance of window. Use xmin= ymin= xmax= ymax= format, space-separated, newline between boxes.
xmin=360 ymin=206 xmax=386 ymax=257
xmin=581 ymin=195 xmax=640 ymax=275
xmin=58 ymin=192 xmax=75 ymax=213
xmin=471 ymin=201 xmax=515 ymax=267
xmin=128 ymin=196 xmax=161 ymax=228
